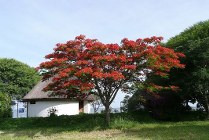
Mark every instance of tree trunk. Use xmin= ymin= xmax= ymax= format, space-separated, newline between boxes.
xmin=105 ymin=103 xmax=110 ymax=126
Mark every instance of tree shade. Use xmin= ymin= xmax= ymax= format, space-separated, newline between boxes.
xmin=166 ymin=20 xmax=209 ymax=117
xmin=0 ymin=58 xmax=40 ymax=99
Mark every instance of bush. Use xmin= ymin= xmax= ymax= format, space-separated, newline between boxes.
xmin=146 ymin=92 xmax=187 ymax=121
xmin=0 ymin=92 xmax=12 ymax=118
xmin=48 ymin=107 xmax=58 ymax=117
xmin=127 ymin=89 xmax=190 ymax=121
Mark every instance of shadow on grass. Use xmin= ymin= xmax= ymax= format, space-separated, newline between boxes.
xmin=2 ymin=123 xmax=209 ymax=139
xmin=0 ymin=115 xmax=106 ymax=137
xmin=0 ymin=112 xmax=207 ymax=139
xmin=0 ymin=112 xmax=153 ymax=138
xmin=122 ymin=122 xmax=209 ymax=140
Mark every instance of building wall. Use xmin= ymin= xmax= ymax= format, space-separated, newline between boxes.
xmin=28 ymin=100 xmax=79 ymax=117
xmin=84 ymin=101 xmax=91 ymax=113
xmin=12 ymin=100 xmax=27 ymax=118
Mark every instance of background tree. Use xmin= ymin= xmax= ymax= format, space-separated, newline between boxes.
xmin=166 ymin=20 xmax=209 ymax=117
xmin=91 ymin=95 xmax=103 ymax=113
xmin=122 ymin=82 xmax=186 ymax=121
xmin=0 ymin=58 xmax=40 ymax=99
xmin=120 ymin=95 xmax=130 ymax=112
xmin=0 ymin=92 xmax=12 ymax=118
xmin=39 ymin=35 xmax=184 ymax=125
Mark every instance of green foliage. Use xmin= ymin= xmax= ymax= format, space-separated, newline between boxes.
xmin=126 ymin=89 xmax=192 ymax=121
xmin=0 ymin=92 xmax=12 ymax=118
xmin=0 ymin=58 xmax=40 ymax=99
xmin=147 ymin=92 xmax=189 ymax=121
xmin=120 ymin=95 xmax=130 ymax=112
xmin=127 ymin=91 xmax=146 ymax=112
xmin=166 ymin=20 xmax=209 ymax=116
xmin=167 ymin=20 xmax=209 ymax=49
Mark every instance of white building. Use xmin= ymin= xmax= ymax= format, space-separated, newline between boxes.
xmin=11 ymin=100 xmax=27 ymax=118
xmin=22 ymin=80 xmax=94 ymax=117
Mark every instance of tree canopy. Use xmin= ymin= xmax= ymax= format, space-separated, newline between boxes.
xmin=39 ymin=35 xmax=184 ymax=125
xmin=166 ymin=20 xmax=209 ymax=117
xmin=0 ymin=58 xmax=40 ymax=99
xmin=0 ymin=92 xmax=12 ymax=118
xmin=167 ymin=20 xmax=209 ymax=49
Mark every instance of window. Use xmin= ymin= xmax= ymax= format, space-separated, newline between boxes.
xmin=30 ymin=101 xmax=36 ymax=104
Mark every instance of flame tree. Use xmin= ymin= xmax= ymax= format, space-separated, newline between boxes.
xmin=39 ymin=35 xmax=184 ymax=125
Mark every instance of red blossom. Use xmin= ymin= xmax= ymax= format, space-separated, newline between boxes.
xmin=121 ymin=65 xmax=137 ymax=70
xmin=76 ymin=60 xmax=90 ymax=65
xmin=39 ymin=35 xmax=185 ymax=99
xmin=92 ymin=72 xmax=103 ymax=79
xmin=110 ymin=71 xmax=125 ymax=80
xmin=75 ymin=67 xmax=93 ymax=77
xmin=75 ymin=34 xmax=85 ymax=40
xmin=107 ymin=44 xmax=120 ymax=51
xmin=169 ymin=85 xmax=179 ymax=91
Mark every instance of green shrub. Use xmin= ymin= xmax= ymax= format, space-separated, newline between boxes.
xmin=0 ymin=92 xmax=12 ymax=118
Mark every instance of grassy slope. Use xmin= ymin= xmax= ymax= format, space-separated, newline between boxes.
xmin=0 ymin=113 xmax=209 ymax=140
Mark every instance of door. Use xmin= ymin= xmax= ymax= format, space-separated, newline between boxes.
xmin=79 ymin=101 xmax=84 ymax=113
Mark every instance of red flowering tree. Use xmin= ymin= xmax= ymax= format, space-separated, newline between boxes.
xmin=39 ymin=35 xmax=184 ymax=125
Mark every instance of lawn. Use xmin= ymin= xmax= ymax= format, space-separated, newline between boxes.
xmin=0 ymin=113 xmax=208 ymax=140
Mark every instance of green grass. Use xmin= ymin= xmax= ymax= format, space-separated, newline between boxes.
xmin=0 ymin=112 xmax=209 ymax=140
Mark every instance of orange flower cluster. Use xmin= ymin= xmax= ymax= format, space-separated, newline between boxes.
xmin=121 ymin=65 xmax=137 ymax=70
xmin=147 ymin=84 xmax=180 ymax=93
xmin=92 ymin=71 xmax=125 ymax=80
xmin=75 ymin=67 xmax=93 ymax=77
xmin=76 ymin=60 xmax=90 ymax=65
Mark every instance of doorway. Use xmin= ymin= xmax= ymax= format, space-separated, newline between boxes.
xmin=79 ymin=101 xmax=84 ymax=113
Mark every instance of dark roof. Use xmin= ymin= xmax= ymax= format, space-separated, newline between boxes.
xmin=22 ymin=79 xmax=94 ymax=101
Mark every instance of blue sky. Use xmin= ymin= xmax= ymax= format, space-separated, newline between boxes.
xmin=0 ymin=0 xmax=209 ymax=107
